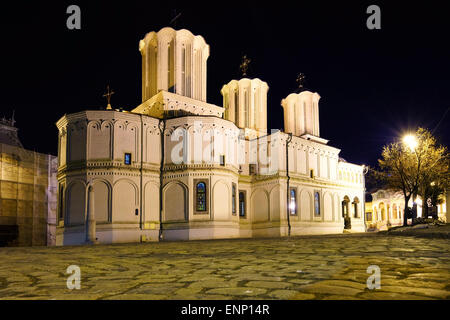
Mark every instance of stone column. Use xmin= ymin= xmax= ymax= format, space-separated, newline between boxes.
xmin=85 ymin=185 xmax=97 ymax=244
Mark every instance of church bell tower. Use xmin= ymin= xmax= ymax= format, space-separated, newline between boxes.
xmin=281 ymin=91 xmax=321 ymax=138
xmin=139 ymin=27 xmax=210 ymax=103
xmin=221 ymin=78 xmax=269 ymax=138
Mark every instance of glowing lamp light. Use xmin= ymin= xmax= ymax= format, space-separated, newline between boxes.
xmin=403 ymin=134 xmax=418 ymax=151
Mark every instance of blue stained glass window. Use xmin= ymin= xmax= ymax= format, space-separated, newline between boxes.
xmin=196 ymin=182 xmax=206 ymax=211
xmin=124 ymin=153 xmax=132 ymax=165
xmin=314 ymin=192 xmax=321 ymax=216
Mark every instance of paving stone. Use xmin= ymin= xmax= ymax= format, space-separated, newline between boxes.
xmin=322 ymin=295 xmax=362 ymax=300
xmin=188 ymin=280 xmax=238 ymax=289
xmin=316 ymin=280 xmax=367 ymax=290
xmin=245 ymin=281 xmax=293 ymax=289
xmin=268 ymin=290 xmax=307 ymax=299
xmin=0 ymin=233 xmax=448 ymax=300
xmin=358 ymin=291 xmax=435 ymax=300
xmin=377 ymin=285 xmax=449 ymax=299
xmin=205 ymin=287 xmax=267 ymax=296
xmin=299 ymin=283 xmax=363 ymax=296
xmin=290 ymin=292 xmax=317 ymax=300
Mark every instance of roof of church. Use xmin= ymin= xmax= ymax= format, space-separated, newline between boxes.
xmin=0 ymin=118 xmax=23 ymax=148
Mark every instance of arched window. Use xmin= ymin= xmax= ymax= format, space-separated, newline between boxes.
xmin=289 ymin=188 xmax=297 ymax=215
xmin=239 ymin=191 xmax=246 ymax=217
xmin=196 ymin=182 xmax=207 ymax=211
xmin=232 ymin=183 xmax=237 ymax=215
xmin=314 ymin=191 xmax=321 ymax=216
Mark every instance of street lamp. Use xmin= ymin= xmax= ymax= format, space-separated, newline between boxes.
xmin=403 ymin=134 xmax=418 ymax=151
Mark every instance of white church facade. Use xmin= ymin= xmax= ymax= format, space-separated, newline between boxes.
xmin=55 ymin=27 xmax=366 ymax=245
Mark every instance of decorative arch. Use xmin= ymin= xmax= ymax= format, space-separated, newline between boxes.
xmin=66 ymin=180 xmax=87 ymax=226
xmin=144 ymin=182 xmax=160 ymax=223
xmin=342 ymin=195 xmax=350 ymax=218
xmin=269 ymin=185 xmax=281 ymax=221
xmin=68 ymin=122 xmax=87 ymax=162
xmin=300 ymin=189 xmax=313 ymax=221
xmin=379 ymin=202 xmax=386 ymax=221
xmin=212 ymin=180 xmax=230 ymax=221
xmin=251 ymin=188 xmax=269 ymax=222
xmin=163 ymin=181 xmax=188 ymax=222
xmin=323 ymin=192 xmax=333 ymax=221
xmin=91 ymin=179 xmax=112 ymax=223
xmin=333 ymin=193 xmax=340 ymax=221
xmin=112 ymin=179 xmax=139 ymax=223
xmin=87 ymin=120 xmax=112 ymax=160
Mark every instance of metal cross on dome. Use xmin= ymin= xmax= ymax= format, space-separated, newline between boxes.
xmin=240 ymin=55 xmax=251 ymax=77
xmin=296 ymin=73 xmax=306 ymax=90
xmin=170 ymin=9 xmax=182 ymax=28
xmin=103 ymin=85 xmax=115 ymax=110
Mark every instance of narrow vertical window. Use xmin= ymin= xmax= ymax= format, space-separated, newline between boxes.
xmin=314 ymin=191 xmax=321 ymax=216
xmin=181 ymin=46 xmax=186 ymax=94
xmin=168 ymin=43 xmax=175 ymax=93
xmin=168 ymin=44 xmax=171 ymax=91
xmin=196 ymin=182 xmax=207 ymax=212
xmin=253 ymin=90 xmax=258 ymax=129
xmin=58 ymin=186 xmax=64 ymax=219
xmin=232 ymin=183 xmax=237 ymax=215
xmin=244 ymin=90 xmax=248 ymax=127
xmin=239 ymin=191 xmax=246 ymax=217
xmin=234 ymin=89 xmax=239 ymax=125
xmin=289 ymin=188 xmax=297 ymax=215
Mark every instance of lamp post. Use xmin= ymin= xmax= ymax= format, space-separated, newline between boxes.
xmin=402 ymin=133 xmax=418 ymax=225
xmin=286 ymin=133 xmax=293 ymax=237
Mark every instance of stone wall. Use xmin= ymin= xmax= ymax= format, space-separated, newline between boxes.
xmin=0 ymin=143 xmax=57 ymax=246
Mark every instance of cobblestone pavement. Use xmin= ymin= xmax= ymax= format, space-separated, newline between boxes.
xmin=0 ymin=233 xmax=449 ymax=300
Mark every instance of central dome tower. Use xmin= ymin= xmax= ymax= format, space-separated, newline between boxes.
xmin=139 ymin=27 xmax=210 ymax=103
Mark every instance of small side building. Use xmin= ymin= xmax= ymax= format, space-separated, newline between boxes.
xmin=0 ymin=116 xmax=57 ymax=246
xmin=367 ymin=188 xmax=447 ymax=230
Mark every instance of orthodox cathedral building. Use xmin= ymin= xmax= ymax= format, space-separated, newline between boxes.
xmin=56 ymin=27 xmax=366 ymax=245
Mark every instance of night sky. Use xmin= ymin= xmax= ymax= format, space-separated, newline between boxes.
xmin=1 ymin=1 xmax=448 ymax=167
